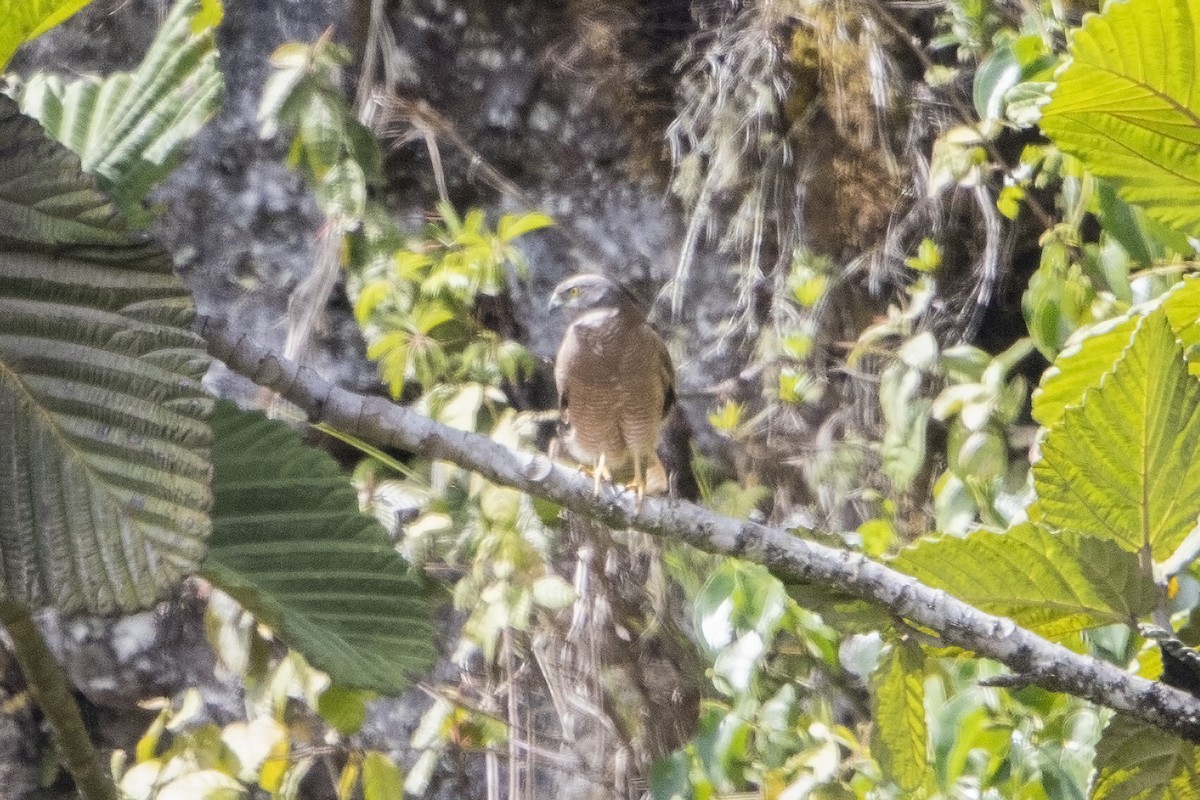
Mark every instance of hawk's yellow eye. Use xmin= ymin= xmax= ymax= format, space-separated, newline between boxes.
xmin=568 ymin=287 xmax=581 ymax=297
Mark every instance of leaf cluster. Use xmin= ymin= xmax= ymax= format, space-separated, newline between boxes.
xmin=1 ymin=5 xmax=439 ymax=798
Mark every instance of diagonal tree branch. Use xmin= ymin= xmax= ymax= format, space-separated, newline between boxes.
xmin=200 ymin=318 xmax=1200 ymax=742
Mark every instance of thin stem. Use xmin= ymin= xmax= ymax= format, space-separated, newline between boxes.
xmin=0 ymin=602 xmax=117 ymax=800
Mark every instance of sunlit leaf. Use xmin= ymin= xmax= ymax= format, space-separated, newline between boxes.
xmin=362 ymin=752 xmax=404 ymax=800
xmin=708 ymin=400 xmax=745 ymax=434
xmin=318 ymin=685 xmax=373 ymax=736
xmin=353 ymin=279 xmax=391 ymax=324
xmin=1033 ymin=279 xmax=1200 ymax=428
xmin=1040 ymin=0 xmax=1200 ymax=234
xmin=0 ymin=0 xmax=93 ymax=70
xmin=1032 ymin=313 xmax=1140 ymax=429
xmin=496 ymin=211 xmax=554 ymax=243
xmin=1092 ymin=715 xmax=1200 ymax=799
xmin=412 ymin=300 xmax=455 ymax=334
xmin=16 ymin=0 xmax=224 ymax=227
xmin=905 ymin=238 xmax=942 ymax=273
xmin=220 ymin=718 xmax=286 ymax=783
xmin=1031 ymin=311 xmax=1200 ymax=559
xmin=191 ymin=0 xmax=223 ymax=32
xmin=893 ymin=524 xmax=1158 ymax=640
xmin=155 ymin=769 xmax=244 ymax=800
xmin=871 ymin=641 xmax=931 ymax=794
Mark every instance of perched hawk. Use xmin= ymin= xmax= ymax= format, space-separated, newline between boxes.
xmin=549 ymin=274 xmax=674 ymax=501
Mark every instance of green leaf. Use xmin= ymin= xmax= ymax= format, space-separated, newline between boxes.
xmin=154 ymin=769 xmax=244 ymax=800
xmin=1040 ymin=0 xmax=1200 ymax=234
xmin=1096 ymin=181 xmax=1193 ymax=267
xmin=1033 ymin=279 xmax=1200 ymax=428
xmin=973 ymin=35 xmax=1057 ymax=125
xmin=191 ymin=0 xmax=223 ymax=33
xmin=871 ymin=641 xmax=931 ymax=794
xmin=892 ymin=524 xmax=1157 ymax=640
xmin=203 ymin=402 xmax=437 ymax=693
xmin=1092 ymin=715 xmax=1200 ymax=799
xmin=362 ymin=752 xmax=404 ymax=800
xmin=0 ymin=95 xmax=213 ymax=614
xmin=1032 ymin=312 xmax=1140 ymax=429
xmin=648 ymin=751 xmax=691 ymax=800
xmin=15 ymin=0 xmax=224 ymax=226
xmin=0 ymin=0 xmax=93 ymax=70
xmin=297 ymin=88 xmax=345 ymax=176
xmin=1031 ymin=310 xmax=1200 ymax=559
xmin=317 ymin=159 xmax=366 ymax=224
xmin=317 ymin=685 xmax=372 ymax=736
xmin=1163 ymin=278 xmax=1200 ymax=374
xmin=880 ymin=334 xmax=937 ymax=490
xmin=496 ymin=211 xmax=553 ymax=243
xmin=905 ymin=238 xmax=942 ymax=273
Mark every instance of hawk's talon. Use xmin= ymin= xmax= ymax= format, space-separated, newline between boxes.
xmin=589 ymin=452 xmax=610 ymax=498
xmin=630 ymin=452 xmax=646 ymax=514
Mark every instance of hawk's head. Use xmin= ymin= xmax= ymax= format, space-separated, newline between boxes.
xmin=548 ymin=274 xmax=632 ymax=315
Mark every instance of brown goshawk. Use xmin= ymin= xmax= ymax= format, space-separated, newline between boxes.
xmin=549 ymin=274 xmax=674 ymax=500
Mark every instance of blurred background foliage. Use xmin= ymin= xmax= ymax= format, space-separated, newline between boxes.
xmin=7 ymin=0 xmax=1200 ymax=797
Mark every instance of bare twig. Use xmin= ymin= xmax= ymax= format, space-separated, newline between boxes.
xmin=200 ymin=319 xmax=1200 ymax=742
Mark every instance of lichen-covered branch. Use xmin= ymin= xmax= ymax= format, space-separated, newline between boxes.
xmin=201 ymin=319 xmax=1200 ymax=741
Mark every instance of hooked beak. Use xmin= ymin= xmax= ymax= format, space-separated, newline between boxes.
xmin=548 ymin=292 xmax=564 ymax=311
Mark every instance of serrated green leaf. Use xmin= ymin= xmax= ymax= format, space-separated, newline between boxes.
xmin=1040 ymin=0 xmax=1200 ymax=234
xmin=1034 ymin=279 xmax=1200 ymax=428
xmin=1031 ymin=311 xmax=1200 ymax=559
xmin=893 ymin=524 xmax=1157 ymax=640
xmin=15 ymin=0 xmax=223 ymax=227
xmin=871 ymin=641 xmax=930 ymax=794
xmin=1032 ymin=312 xmax=1141 ymax=429
xmin=0 ymin=95 xmax=213 ymax=615
xmin=0 ymin=0 xmax=93 ymax=70
xmin=203 ymin=402 xmax=436 ymax=693
xmin=1163 ymin=278 xmax=1200 ymax=372
xmin=1092 ymin=715 xmax=1200 ymax=799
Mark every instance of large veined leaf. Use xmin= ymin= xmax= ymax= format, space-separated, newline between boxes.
xmin=1031 ymin=311 xmax=1200 ymax=560
xmin=13 ymin=0 xmax=223 ymax=226
xmin=203 ymin=403 xmax=437 ymax=693
xmin=870 ymin=641 xmax=931 ymax=795
xmin=1092 ymin=715 xmax=1200 ymax=799
xmin=1033 ymin=279 xmax=1200 ymax=429
xmin=893 ymin=524 xmax=1157 ymax=641
xmin=1040 ymin=0 xmax=1200 ymax=234
xmin=0 ymin=95 xmax=213 ymax=614
xmin=1032 ymin=313 xmax=1141 ymax=430
xmin=1163 ymin=278 xmax=1200 ymax=372
xmin=0 ymin=0 xmax=93 ymax=71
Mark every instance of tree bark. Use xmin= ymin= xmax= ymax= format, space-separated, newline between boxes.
xmin=200 ymin=318 xmax=1200 ymax=742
